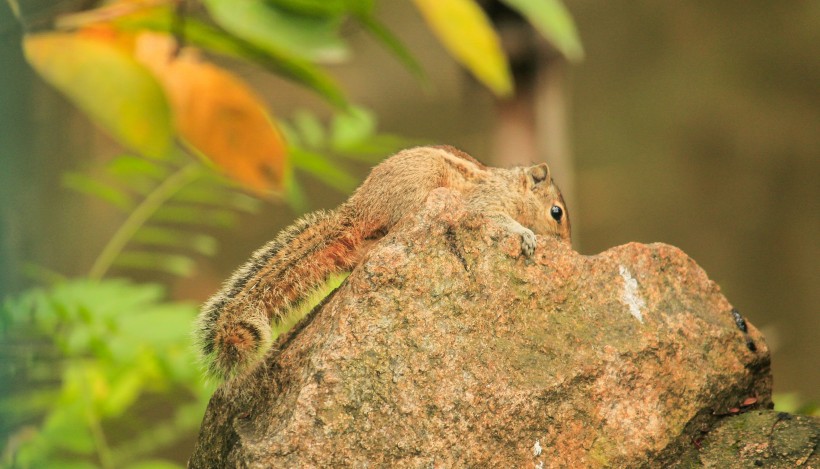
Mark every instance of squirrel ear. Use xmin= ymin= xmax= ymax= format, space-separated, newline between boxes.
xmin=527 ymin=163 xmax=551 ymax=185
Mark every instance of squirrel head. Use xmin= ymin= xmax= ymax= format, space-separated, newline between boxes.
xmin=524 ymin=163 xmax=571 ymax=244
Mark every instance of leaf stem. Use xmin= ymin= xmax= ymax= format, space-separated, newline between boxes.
xmin=88 ymin=162 xmax=203 ymax=280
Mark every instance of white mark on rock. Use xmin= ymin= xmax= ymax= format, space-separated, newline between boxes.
xmin=535 ymin=461 xmax=544 ymax=469
xmin=533 ymin=439 xmax=542 ymax=456
xmin=619 ymin=265 xmax=645 ymax=323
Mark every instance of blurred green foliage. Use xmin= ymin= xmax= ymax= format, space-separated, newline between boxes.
xmin=0 ymin=148 xmax=243 ymax=467
xmin=1 ymin=279 xmax=212 ymax=468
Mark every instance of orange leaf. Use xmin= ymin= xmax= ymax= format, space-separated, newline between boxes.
xmin=75 ymin=23 xmax=140 ymax=52
xmin=135 ymin=33 xmax=288 ymax=194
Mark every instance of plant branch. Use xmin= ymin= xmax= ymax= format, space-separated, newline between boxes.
xmin=88 ymin=161 xmax=203 ymax=280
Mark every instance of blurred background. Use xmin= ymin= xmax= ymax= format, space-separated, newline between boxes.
xmin=1 ymin=0 xmax=817 ymax=467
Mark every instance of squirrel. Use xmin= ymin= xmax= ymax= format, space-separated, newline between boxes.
xmin=194 ymin=145 xmax=571 ymax=381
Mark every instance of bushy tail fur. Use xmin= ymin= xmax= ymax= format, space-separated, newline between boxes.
xmin=194 ymin=209 xmax=364 ymax=381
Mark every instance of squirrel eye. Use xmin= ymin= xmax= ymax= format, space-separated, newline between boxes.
xmin=550 ymin=205 xmax=563 ymax=221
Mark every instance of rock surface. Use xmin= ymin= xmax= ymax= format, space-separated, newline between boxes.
xmin=677 ymin=410 xmax=819 ymax=468
xmin=189 ymin=189 xmax=772 ymax=468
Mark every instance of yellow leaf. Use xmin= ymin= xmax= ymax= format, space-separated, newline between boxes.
xmin=24 ymin=32 xmax=173 ymax=158
xmin=134 ymin=33 xmax=288 ymax=194
xmin=413 ymin=0 xmax=513 ymax=96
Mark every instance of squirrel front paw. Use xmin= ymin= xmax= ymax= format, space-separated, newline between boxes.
xmin=490 ymin=214 xmax=537 ymax=258
xmin=520 ymin=228 xmax=537 ymax=257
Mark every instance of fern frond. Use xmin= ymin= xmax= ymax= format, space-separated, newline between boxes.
xmin=88 ymin=162 xmax=203 ymax=280
xmin=74 ymin=151 xmax=270 ymax=279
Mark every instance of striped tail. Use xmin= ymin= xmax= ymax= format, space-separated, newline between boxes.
xmin=194 ymin=209 xmax=364 ymax=381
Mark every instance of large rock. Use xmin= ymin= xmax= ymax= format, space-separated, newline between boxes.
xmin=189 ymin=189 xmax=772 ymax=467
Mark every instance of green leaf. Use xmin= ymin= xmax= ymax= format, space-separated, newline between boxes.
xmin=203 ymin=0 xmax=349 ymax=62
xmin=290 ymin=149 xmax=359 ymax=193
xmin=113 ymin=252 xmax=197 ymax=277
xmin=62 ymin=172 xmax=134 ymax=210
xmin=501 ymin=0 xmax=584 ymax=62
xmin=330 ymin=107 xmax=418 ymax=161
xmin=330 ymin=106 xmax=376 ymax=149
xmin=23 ymin=33 xmax=173 ymax=158
xmin=106 ymin=155 xmax=170 ymax=180
xmin=64 ymin=324 xmax=94 ymax=355
xmin=413 ymin=0 xmax=513 ymax=96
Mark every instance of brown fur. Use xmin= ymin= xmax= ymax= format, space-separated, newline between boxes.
xmin=195 ymin=146 xmax=571 ymax=381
